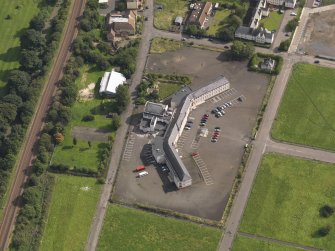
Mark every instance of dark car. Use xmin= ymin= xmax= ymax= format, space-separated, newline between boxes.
xmin=314 ymin=60 xmax=320 ymax=64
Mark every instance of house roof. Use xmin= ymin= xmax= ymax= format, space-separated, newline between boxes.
xmin=99 ymin=71 xmax=126 ymax=94
xmin=188 ymin=2 xmax=211 ymax=27
xmin=144 ymin=102 xmax=167 ymax=116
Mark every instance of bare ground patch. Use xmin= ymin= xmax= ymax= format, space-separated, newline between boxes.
xmin=72 ymin=126 xmax=110 ymax=142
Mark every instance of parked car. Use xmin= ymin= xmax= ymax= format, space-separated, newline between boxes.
xmin=290 ymin=12 xmax=297 ymax=16
xmin=211 ymin=138 xmax=218 ymax=143
xmin=314 ymin=60 xmax=320 ymax=64
xmin=191 ymin=152 xmax=199 ymax=157
xmin=137 ymin=171 xmax=148 ymax=178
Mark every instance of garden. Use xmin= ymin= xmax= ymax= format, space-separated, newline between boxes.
xmin=272 ymin=63 xmax=335 ymax=150
xmin=240 ymin=153 xmax=335 ymax=250
xmin=97 ymin=204 xmax=222 ymax=251
xmin=136 ymin=72 xmax=191 ymax=104
xmin=259 ymin=11 xmax=283 ymax=32
xmin=153 ymin=0 xmax=188 ymax=31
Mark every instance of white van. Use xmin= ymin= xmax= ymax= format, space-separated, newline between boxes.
xmin=138 ymin=171 xmax=148 ymax=178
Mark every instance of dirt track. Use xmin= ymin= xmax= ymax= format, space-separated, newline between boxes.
xmin=0 ymin=0 xmax=86 ymax=249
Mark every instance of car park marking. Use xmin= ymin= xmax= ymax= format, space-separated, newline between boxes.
xmin=122 ymin=133 xmax=136 ymax=161
xmin=210 ymin=88 xmax=237 ymax=103
xmin=191 ymin=138 xmax=200 ymax=149
xmin=192 ymin=155 xmax=214 ymax=185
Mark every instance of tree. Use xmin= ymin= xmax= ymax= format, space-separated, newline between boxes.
xmin=53 ymin=132 xmax=64 ymax=144
xmin=22 ymin=186 xmax=40 ymax=205
xmin=316 ymin=225 xmax=331 ymax=237
xmin=20 ymin=29 xmax=46 ymax=51
xmin=231 ymin=41 xmax=255 ymax=60
xmin=7 ymin=70 xmax=31 ymax=96
xmin=115 ymin=85 xmax=130 ymax=113
xmin=60 ymin=84 xmax=77 ymax=106
xmin=218 ymin=26 xmax=235 ymax=42
xmin=227 ymin=14 xmax=242 ymax=27
xmin=285 ymin=18 xmax=299 ymax=32
xmin=278 ymin=39 xmax=291 ymax=51
xmin=111 ymin=114 xmax=121 ymax=130
xmin=20 ymin=49 xmax=43 ymax=74
xmin=29 ymin=15 xmax=45 ymax=31
xmin=0 ymin=102 xmax=17 ymax=124
xmin=2 ymin=94 xmax=22 ymax=108
xmin=73 ymin=137 xmax=77 ymax=146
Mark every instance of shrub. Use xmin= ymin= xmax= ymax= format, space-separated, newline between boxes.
xmin=315 ymin=225 xmax=331 ymax=237
xmin=82 ymin=114 xmax=95 ymax=121
xmin=320 ymin=205 xmax=334 ymax=218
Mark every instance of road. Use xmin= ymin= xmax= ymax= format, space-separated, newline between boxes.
xmin=0 ymin=0 xmax=86 ymax=249
xmin=84 ymin=0 xmax=154 ymax=250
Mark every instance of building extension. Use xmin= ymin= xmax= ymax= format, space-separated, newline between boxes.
xmin=150 ymin=76 xmax=230 ymax=189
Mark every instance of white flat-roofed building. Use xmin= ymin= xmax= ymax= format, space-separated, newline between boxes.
xmin=99 ymin=70 xmax=126 ymax=95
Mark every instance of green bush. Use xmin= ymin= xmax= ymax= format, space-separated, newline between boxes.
xmin=82 ymin=114 xmax=95 ymax=121
xmin=319 ymin=205 xmax=334 ymax=218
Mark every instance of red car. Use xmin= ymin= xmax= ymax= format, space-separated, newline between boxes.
xmin=191 ymin=152 xmax=199 ymax=157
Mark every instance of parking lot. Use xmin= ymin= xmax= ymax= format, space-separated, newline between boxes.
xmin=113 ymin=47 xmax=269 ymax=221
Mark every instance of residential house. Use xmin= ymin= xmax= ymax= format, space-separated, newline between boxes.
xmin=106 ymin=10 xmax=137 ymax=41
xmin=187 ymin=2 xmax=212 ymax=29
xmin=235 ymin=26 xmax=274 ymax=44
xmin=267 ymin=0 xmax=297 ymax=8
xmin=260 ymin=58 xmax=276 ymax=71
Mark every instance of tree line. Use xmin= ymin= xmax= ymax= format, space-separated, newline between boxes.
xmin=11 ymin=0 xmax=134 ymax=249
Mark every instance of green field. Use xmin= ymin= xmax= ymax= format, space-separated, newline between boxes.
xmin=154 ymin=0 xmax=188 ymax=30
xmin=158 ymin=81 xmax=183 ymax=99
xmin=260 ymin=11 xmax=283 ymax=31
xmin=272 ymin=64 xmax=335 ymax=150
xmin=150 ymin=37 xmax=185 ymax=54
xmin=207 ymin=9 xmax=230 ymax=36
xmin=39 ymin=175 xmax=102 ymax=251
xmin=0 ymin=0 xmax=39 ymax=92
xmin=98 ymin=204 xmax=222 ymax=251
xmin=240 ymin=154 xmax=335 ymax=250
xmin=233 ymin=235 xmax=301 ymax=251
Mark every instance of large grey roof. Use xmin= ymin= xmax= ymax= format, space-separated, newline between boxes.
xmin=191 ymin=75 xmax=230 ymax=99
xmin=144 ymin=101 xmax=166 ymax=116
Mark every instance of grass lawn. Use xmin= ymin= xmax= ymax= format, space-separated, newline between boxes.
xmin=39 ymin=175 xmax=102 ymax=251
xmin=233 ymin=235 xmax=301 ymax=251
xmin=97 ymin=204 xmax=222 ymax=251
xmin=207 ymin=9 xmax=230 ymax=36
xmin=51 ymin=64 xmax=116 ymax=172
xmin=154 ymin=0 xmax=188 ymax=30
xmin=0 ymin=0 xmax=40 ymax=94
xmin=150 ymin=37 xmax=185 ymax=54
xmin=52 ymin=138 xmax=109 ymax=171
xmin=260 ymin=11 xmax=284 ymax=31
xmin=272 ymin=63 xmax=335 ymax=151
xmin=240 ymin=153 xmax=335 ymax=250
xmin=158 ymin=81 xmax=184 ymax=99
